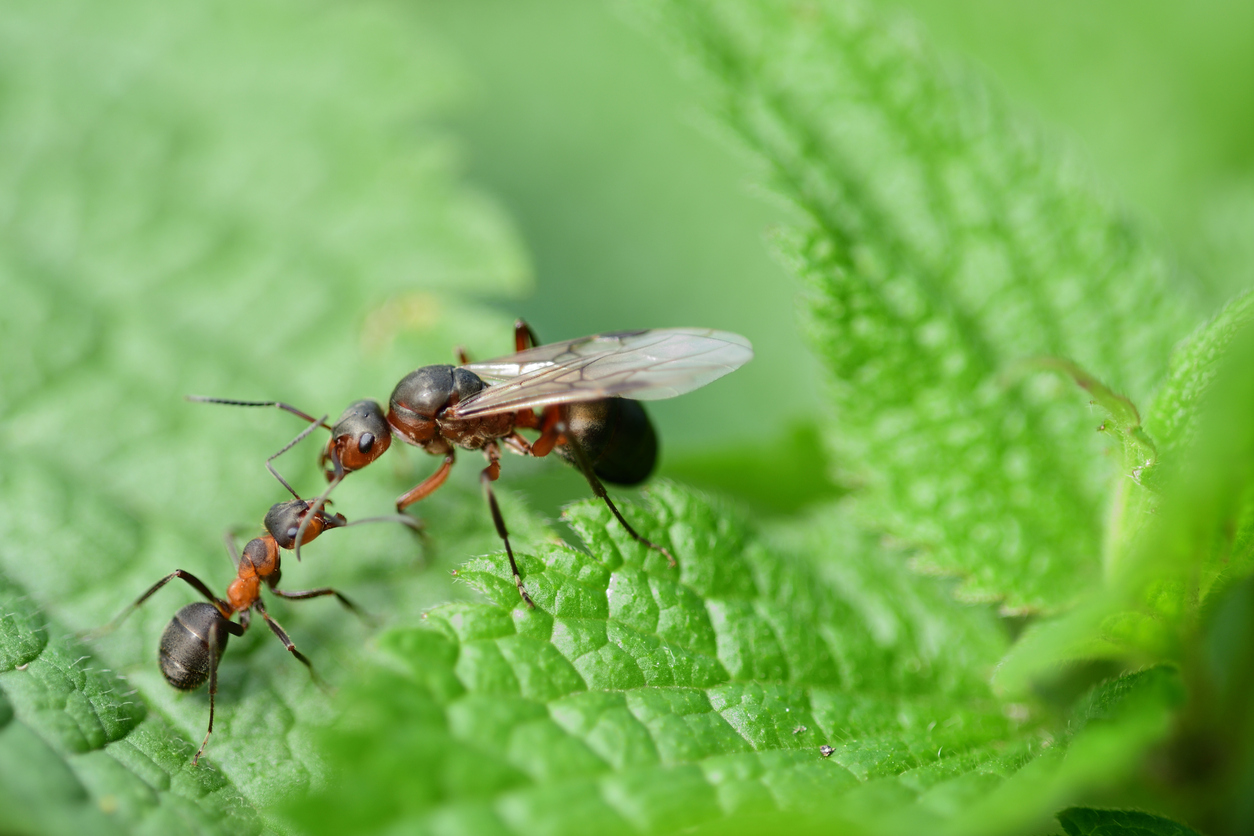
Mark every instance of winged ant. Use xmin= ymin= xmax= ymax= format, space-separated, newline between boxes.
xmin=191 ymin=320 xmax=753 ymax=606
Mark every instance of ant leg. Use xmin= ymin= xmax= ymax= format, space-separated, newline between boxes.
xmin=559 ymin=423 xmax=676 ymax=568
xmin=515 ymin=319 xmax=540 ymax=352
xmin=395 ymin=453 xmax=456 ymax=512
xmin=458 ymin=314 xmax=538 ymax=363
xmin=193 ymin=619 xmax=230 ymax=765
xmin=455 ymin=346 xmax=471 ymax=365
xmin=480 ymin=445 xmax=534 ymax=608
xmin=503 ymin=432 xmax=533 ymax=456
xmin=272 ymin=586 xmax=372 ymax=624
xmin=94 ymin=570 xmax=231 ymax=637
xmin=254 ymin=601 xmax=326 ymax=689
xmin=527 ymin=407 xmax=565 ymax=458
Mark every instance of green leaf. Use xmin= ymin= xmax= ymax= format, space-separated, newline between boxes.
xmin=0 ymin=572 xmax=259 ymax=836
xmin=1143 ymin=289 xmax=1254 ymax=468
xmin=285 ymin=487 xmax=1209 ymax=836
xmin=995 ymin=302 xmax=1254 ymax=693
xmin=628 ymin=0 xmax=1197 ymax=612
xmin=0 ymin=0 xmax=529 ymax=828
xmin=3 ymin=0 xmax=1242 ymax=831
xmin=287 ymin=484 xmax=1034 ymax=835
xmin=1057 ymin=807 xmax=1204 ymax=836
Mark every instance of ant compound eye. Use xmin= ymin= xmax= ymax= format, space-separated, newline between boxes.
xmin=359 ymin=432 xmax=375 ymax=454
xmin=287 ymin=527 xmax=299 ymax=541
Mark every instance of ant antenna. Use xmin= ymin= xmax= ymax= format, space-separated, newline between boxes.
xmin=186 ymin=396 xmax=330 ymax=429
xmin=187 ymin=396 xmax=331 ymax=498
xmin=293 ymin=451 xmax=346 ymax=563
xmin=265 ymin=415 xmax=329 ymax=500
xmin=287 ymin=448 xmax=426 ymax=562
xmin=346 ymin=514 xmax=425 ymax=534
xmin=185 ymin=396 xmax=331 ymax=428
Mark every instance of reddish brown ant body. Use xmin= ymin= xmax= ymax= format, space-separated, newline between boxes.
xmin=100 ymin=499 xmax=362 ymax=763
xmin=192 ymin=321 xmax=753 ymax=606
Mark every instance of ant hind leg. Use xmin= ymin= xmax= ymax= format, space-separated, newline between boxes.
xmin=193 ymin=620 xmax=230 ymax=765
xmin=560 ymin=425 xmax=676 ymax=568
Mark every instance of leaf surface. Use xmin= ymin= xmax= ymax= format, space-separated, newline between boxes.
xmin=629 ymin=0 xmax=1198 ymax=612
xmin=288 ymin=484 xmax=1035 ymax=835
xmin=0 ymin=0 xmax=528 ymax=829
xmin=1058 ymin=807 xmax=1204 ymax=836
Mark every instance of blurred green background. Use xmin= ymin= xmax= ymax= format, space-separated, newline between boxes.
xmin=414 ymin=0 xmax=1253 ymax=513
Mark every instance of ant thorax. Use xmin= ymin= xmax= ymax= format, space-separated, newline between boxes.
xmin=387 ymin=365 xmax=514 ymax=453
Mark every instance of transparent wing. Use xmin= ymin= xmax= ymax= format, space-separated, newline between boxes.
xmin=451 ymin=328 xmax=753 ymax=417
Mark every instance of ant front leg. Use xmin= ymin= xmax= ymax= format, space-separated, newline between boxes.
xmin=396 ymin=452 xmax=456 ymax=513
xmin=480 ymin=443 xmax=534 ymax=609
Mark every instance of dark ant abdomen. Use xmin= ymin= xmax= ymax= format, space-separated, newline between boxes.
xmin=558 ymin=398 xmax=657 ymax=486
xmin=159 ymin=602 xmax=228 ymax=691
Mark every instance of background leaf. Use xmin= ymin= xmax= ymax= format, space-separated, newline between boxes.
xmin=0 ymin=0 xmax=531 ymax=829
xmin=1058 ymin=807 xmax=1204 ymax=836
xmin=629 ymin=0 xmax=1198 ymax=613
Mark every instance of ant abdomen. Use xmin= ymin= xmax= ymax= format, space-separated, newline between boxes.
xmin=558 ymin=399 xmax=658 ymax=486
xmin=159 ymin=603 xmax=229 ymax=691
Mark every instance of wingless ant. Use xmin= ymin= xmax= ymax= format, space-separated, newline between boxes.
xmin=192 ymin=321 xmax=753 ymax=606
xmin=100 ymin=499 xmax=371 ymax=763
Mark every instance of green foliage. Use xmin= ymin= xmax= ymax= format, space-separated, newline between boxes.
xmin=1058 ymin=807 xmax=1204 ymax=836
xmin=0 ymin=573 xmax=258 ymax=836
xmin=996 ymin=312 xmax=1254 ymax=693
xmin=632 ymin=0 xmax=1199 ymax=614
xmin=2 ymin=0 xmax=1250 ymax=834
xmin=0 ymin=0 xmax=528 ymax=831
xmin=288 ymin=485 xmax=1029 ymax=835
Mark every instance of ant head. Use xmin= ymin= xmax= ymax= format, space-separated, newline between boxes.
xmin=264 ymin=498 xmax=347 ymax=550
xmin=159 ymin=602 xmax=230 ymax=691
xmin=323 ymin=399 xmax=391 ymax=476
